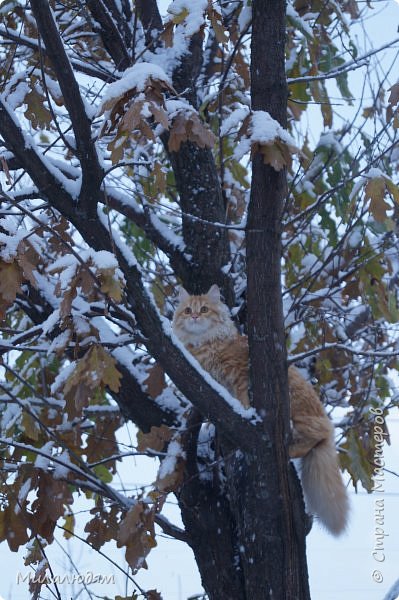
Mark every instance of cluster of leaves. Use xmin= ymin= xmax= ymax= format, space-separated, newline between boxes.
xmin=0 ymin=0 xmax=398 ymax=597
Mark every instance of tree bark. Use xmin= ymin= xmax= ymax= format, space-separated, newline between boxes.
xmin=241 ymin=1 xmax=311 ymax=598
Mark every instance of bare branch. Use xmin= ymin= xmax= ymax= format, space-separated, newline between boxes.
xmin=154 ymin=514 xmax=189 ymax=542
xmin=0 ymin=25 xmax=117 ymax=81
xmin=288 ymin=36 xmax=399 ymax=85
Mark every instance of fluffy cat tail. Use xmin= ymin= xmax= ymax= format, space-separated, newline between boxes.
xmin=300 ymin=439 xmax=349 ymax=536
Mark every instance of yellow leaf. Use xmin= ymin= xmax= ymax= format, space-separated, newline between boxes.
xmin=364 ymin=177 xmax=391 ymax=222
xmin=63 ymin=513 xmax=75 ymax=539
xmin=21 ymin=412 xmax=41 ymax=442
xmin=98 ymin=268 xmax=124 ymax=302
xmin=385 ymin=178 xmax=399 ymax=204
xmin=362 ymin=106 xmax=375 ymax=119
xmin=100 ymin=350 xmax=122 ymax=393
xmin=169 ymin=7 xmax=189 ymax=25
xmin=24 ymin=87 xmax=52 ymax=130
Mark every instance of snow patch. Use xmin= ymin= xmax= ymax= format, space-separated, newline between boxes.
xmin=101 ymin=62 xmax=171 ymax=105
xmin=167 ymin=0 xmax=208 ymax=36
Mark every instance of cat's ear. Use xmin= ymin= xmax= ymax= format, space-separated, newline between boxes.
xmin=177 ymin=286 xmax=190 ymax=302
xmin=207 ymin=284 xmax=220 ymax=303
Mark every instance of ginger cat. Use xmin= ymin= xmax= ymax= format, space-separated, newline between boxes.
xmin=172 ymin=284 xmax=349 ymax=536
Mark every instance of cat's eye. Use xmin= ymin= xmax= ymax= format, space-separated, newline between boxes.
xmin=200 ymin=306 xmax=209 ymax=313
xmin=184 ymin=307 xmax=192 ymax=314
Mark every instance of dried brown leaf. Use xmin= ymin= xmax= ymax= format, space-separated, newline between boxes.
xmin=149 ymin=101 xmax=169 ymax=129
xmin=168 ymin=113 xmax=188 ymax=152
xmin=161 ymin=21 xmax=174 ymax=48
xmin=146 ymin=591 xmax=163 ymax=600
xmin=253 ymin=139 xmax=293 ymax=172
xmin=156 ymin=456 xmax=185 ymax=493
xmin=0 ymin=260 xmax=23 ymax=304
xmin=121 ymin=99 xmax=145 ymax=132
xmin=137 ymin=424 xmax=172 ymax=453
xmin=117 ymin=503 xmax=157 ymax=573
xmin=208 ymin=7 xmax=228 ymax=43
xmin=0 ymin=156 xmax=12 ymax=185
xmin=168 ymin=112 xmax=215 ymax=152
xmin=16 ymin=239 xmax=41 ymax=287
xmin=143 ymin=363 xmax=166 ymax=399
xmin=388 ymin=82 xmax=399 ymax=108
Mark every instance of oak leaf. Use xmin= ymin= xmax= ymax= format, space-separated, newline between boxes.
xmin=85 ymin=506 xmax=119 ymax=550
xmin=24 ymin=86 xmax=52 ymax=130
xmin=365 ymin=176 xmax=392 ymax=223
xmin=98 ymin=267 xmax=125 ymax=302
xmin=156 ymin=457 xmax=184 ymax=493
xmin=253 ymin=139 xmax=295 ymax=172
xmin=137 ymin=424 xmax=172 ymax=453
xmin=0 ymin=260 xmax=23 ymax=318
xmin=17 ymin=239 xmax=41 ymax=287
xmin=143 ymin=363 xmax=166 ymax=400
xmin=0 ymin=505 xmax=30 ymax=551
xmin=117 ymin=503 xmax=157 ymax=573
xmin=208 ymin=7 xmax=228 ymax=44
xmin=388 ymin=82 xmax=399 ymax=108
xmin=168 ymin=112 xmax=215 ymax=152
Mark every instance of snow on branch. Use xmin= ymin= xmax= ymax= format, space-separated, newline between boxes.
xmin=30 ymin=0 xmax=104 ymax=206
xmin=235 ymin=110 xmax=299 ymax=171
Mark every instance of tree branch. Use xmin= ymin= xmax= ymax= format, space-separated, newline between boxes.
xmin=104 ymin=192 xmax=194 ymax=283
xmin=136 ymin=0 xmax=163 ymax=46
xmin=288 ymin=36 xmax=399 ymax=85
xmin=86 ymin=0 xmax=131 ymax=71
xmin=154 ymin=514 xmax=189 ymax=542
xmin=0 ymin=97 xmax=73 ymax=214
xmin=30 ymin=0 xmax=104 ymax=211
xmin=0 ymin=26 xmax=117 ymax=82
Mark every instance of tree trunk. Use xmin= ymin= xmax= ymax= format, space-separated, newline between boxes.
xmin=242 ymin=1 xmax=311 ymax=597
xmin=174 ymin=3 xmax=312 ymax=598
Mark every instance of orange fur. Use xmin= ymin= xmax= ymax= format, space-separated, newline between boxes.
xmin=173 ymin=285 xmax=349 ymax=536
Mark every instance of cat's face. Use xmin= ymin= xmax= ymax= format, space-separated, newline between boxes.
xmin=173 ymin=284 xmax=233 ymax=344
